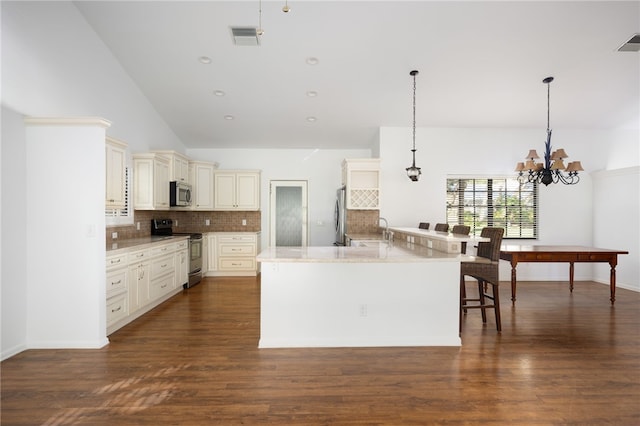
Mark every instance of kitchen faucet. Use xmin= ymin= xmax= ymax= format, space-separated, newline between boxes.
xmin=379 ymin=217 xmax=392 ymax=241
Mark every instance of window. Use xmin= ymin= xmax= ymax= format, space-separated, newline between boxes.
xmin=106 ymin=167 xmax=133 ymax=226
xmin=446 ymin=177 xmax=537 ymax=239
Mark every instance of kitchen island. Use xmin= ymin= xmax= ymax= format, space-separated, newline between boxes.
xmin=257 ymin=243 xmax=462 ymax=348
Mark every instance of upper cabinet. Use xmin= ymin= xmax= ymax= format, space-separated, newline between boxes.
xmin=152 ymin=150 xmax=190 ymax=184
xmin=213 ymin=171 xmax=260 ymax=211
xmin=190 ymin=161 xmax=215 ymax=210
xmin=133 ymin=153 xmax=170 ymax=210
xmin=342 ymin=158 xmax=381 ymax=210
xmin=105 ymin=136 xmax=128 ymax=209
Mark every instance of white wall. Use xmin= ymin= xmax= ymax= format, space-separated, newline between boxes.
xmin=1 ymin=1 xmax=185 ymax=154
xmin=187 ymin=148 xmax=371 ymax=247
xmin=592 ymin=167 xmax=640 ymax=292
xmin=0 ymin=2 xmax=188 ymax=359
xmin=379 ymin=126 xmax=638 ymax=287
xmin=1 ymin=107 xmax=28 ymax=359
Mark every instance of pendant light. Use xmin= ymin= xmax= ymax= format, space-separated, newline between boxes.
xmin=406 ymin=70 xmax=422 ymax=181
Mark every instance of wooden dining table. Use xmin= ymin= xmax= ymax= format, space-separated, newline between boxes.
xmin=499 ymin=245 xmax=629 ymax=305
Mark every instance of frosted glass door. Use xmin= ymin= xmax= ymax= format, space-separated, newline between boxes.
xmin=270 ymin=181 xmax=308 ymax=247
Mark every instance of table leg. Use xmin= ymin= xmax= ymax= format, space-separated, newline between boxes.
xmin=510 ymin=260 xmax=518 ymax=303
xmin=609 ymin=256 xmax=618 ymax=305
xmin=569 ymin=262 xmax=574 ymax=292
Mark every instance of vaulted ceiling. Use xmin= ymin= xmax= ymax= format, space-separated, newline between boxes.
xmin=75 ymin=1 xmax=639 ymax=149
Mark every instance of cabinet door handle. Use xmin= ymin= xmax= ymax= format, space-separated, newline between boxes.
xmin=110 ymin=259 xmax=121 ymax=264
xmin=111 ymin=279 xmax=121 ymax=286
xmin=111 ymin=306 xmax=122 ymax=313
xmin=161 ymin=263 xmax=168 ymax=268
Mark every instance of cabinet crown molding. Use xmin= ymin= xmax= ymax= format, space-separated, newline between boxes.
xmin=24 ymin=117 xmax=112 ymax=128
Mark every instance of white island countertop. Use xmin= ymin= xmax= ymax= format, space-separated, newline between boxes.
xmin=257 ymin=242 xmax=460 ymax=263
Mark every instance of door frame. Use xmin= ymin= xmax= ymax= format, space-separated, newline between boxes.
xmin=269 ymin=180 xmax=308 ymax=247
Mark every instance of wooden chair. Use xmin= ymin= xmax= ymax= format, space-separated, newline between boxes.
xmin=460 ymin=227 xmax=504 ymax=332
xmin=451 ymin=225 xmax=470 ymax=254
xmin=434 ymin=223 xmax=449 ymax=232
xmin=418 ymin=222 xmax=430 ymax=230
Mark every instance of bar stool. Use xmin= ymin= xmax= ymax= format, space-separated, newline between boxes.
xmin=418 ymin=222 xmax=429 ymax=230
xmin=434 ymin=223 xmax=449 ymax=232
xmin=460 ymin=227 xmax=504 ymax=332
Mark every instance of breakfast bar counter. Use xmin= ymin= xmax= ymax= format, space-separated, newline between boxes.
xmin=257 ymin=242 xmax=462 ymax=348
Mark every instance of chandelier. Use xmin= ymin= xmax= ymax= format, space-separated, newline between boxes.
xmin=406 ymin=70 xmax=421 ymax=181
xmin=515 ymin=77 xmax=583 ymax=186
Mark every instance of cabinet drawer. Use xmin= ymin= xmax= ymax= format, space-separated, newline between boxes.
xmin=106 ymin=269 xmax=127 ymax=297
xmin=219 ymin=257 xmax=256 ymax=271
xmin=175 ymin=240 xmax=188 ymax=250
xmin=106 ymin=253 xmax=127 ymax=270
xmin=518 ymin=253 xmax=554 ymax=261
xmin=149 ymin=274 xmax=174 ymax=300
xmin=128 ymin=249 xmax=150 ymax=263
xmin=151 ymin=243 xmax=176 ymax=257
xmin=150 ymin=254 xmax=175 ymax=279
xmin=218 ymin=244 xmax=255 ymax=257
xmin=106 ymin=293 xmax=128 ymax=326
xmin=218 ymin=235 xmax=257 ymax=244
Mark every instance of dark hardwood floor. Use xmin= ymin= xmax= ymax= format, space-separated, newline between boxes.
xmin=2 ymin=277 xmax=639 ymax=425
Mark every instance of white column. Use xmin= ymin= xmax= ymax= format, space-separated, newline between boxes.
xmin=25 ymin=117 xmax=111 ymax=348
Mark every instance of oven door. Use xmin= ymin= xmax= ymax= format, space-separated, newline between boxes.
xmin=189 ymin=236 xmax=203 ymax=273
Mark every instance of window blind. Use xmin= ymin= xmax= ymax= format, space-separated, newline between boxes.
xmin=446 ymin=177 xmax=537 ymax=239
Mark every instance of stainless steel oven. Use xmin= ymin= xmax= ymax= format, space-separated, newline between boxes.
xmin=186 ymin=234 xmax=203 ymax=288
xmin=151 ymin=219 xmax=203 ymax=288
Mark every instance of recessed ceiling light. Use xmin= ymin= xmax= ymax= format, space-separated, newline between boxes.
xmin=199 ymin=56 xmax=212 ymax=64
xmin=306 ymin=91 xmax=318 ymax=97
xmin=214 ymin=90 xmax=226 ymax=97
xmin=306 ymin=116 xmax=317 ymax=122
xmin=306 ymin=57 xmax=319 ymax=65
xmin=224 ymin=115 xmax=235 ymax=120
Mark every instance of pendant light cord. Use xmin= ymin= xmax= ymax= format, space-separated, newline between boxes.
xmin=412 ymin=71 xmax=417 ymax=153
xmin=543 ymin=76 xmax=554 ymax=131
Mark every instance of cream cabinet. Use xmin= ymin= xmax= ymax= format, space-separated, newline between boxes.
xmin=206 ymin=233 xmax=217 ymax=273
xmin=127 ymin=248 xmax=150 ymax=315
xmin=342 ymin=158 xmax=381 ymax=210
xmin=175 ymin=240 xmax=189 ymax=288
xmin=107 ymin=237 xmax=187 ymax=335
xmin=213 ymin=171 xmax=260 ymax=211
xmin=133 ymin=153 xmax=170 ymax=210
xmin=105 ymin=136 xmax=127 ymax=209
xmin=106 ymin=252 xmax=129 ymax=328
xmin=190 ymin=161 xmax=215 ymax=210
xmin=206 ymin=232 xmax=260 ymax=276
xmin=152 ymin=150 xmax=190 ymax=184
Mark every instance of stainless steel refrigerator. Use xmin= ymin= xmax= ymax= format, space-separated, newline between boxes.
xmin=334 ymin=186 xmax=347 ymax=245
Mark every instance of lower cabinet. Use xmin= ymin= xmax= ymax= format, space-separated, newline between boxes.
xmin=128 ymin=248 xmax=150 ymax=314
xmin=176 ymin=240 xmax=189 ymax=288
xmin=205 ymin=232 xmax=261 ymax=277
xmin=106 ymin=237 xmax=188 ymax=335
xmin=106 ymin=253 xmax=129 ymax=328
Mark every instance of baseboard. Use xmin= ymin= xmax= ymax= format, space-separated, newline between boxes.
xmin=1 ymin=342 xmax=28 ymax=361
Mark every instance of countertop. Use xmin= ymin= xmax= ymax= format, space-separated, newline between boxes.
xmin=257 ymin=241 xmax=460 ymax=263
xmin=345 ymin=233 xmax=385 ymax=241
xmin=390 ymin=227 xmax=489 ymax=243
xmin=106 ymin=235 xmax=189 ymax=254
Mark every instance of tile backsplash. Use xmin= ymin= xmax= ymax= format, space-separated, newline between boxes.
xmin=107 ymin=210 xmax=261 ymax=243
xmin=346 ymin=209 xmax=381 ymax=234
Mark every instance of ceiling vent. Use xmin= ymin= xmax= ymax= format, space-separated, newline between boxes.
xmin=231 ymin=27 xmax=260 ymax=46
xmin=618 ymin=33 xmax=640 ymax=52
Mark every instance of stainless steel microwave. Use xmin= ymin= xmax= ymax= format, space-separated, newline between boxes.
xmin=170 ymin=181 xmax=192 ymax=207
